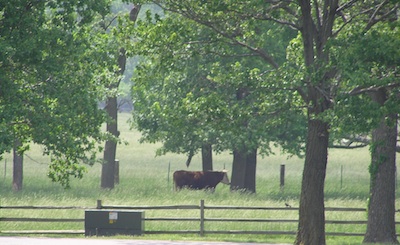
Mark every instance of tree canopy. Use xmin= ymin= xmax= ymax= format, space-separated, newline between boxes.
xmin=0 ymin=0 xmax=111 ymax=187
xmin=129 ymin=7 xmax=306 ymax=161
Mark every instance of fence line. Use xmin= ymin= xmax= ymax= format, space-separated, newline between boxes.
xmin=0 ymin=205 xmax=90 ymax=210
xmin=1 ymin=200 xmax=397 ymax=237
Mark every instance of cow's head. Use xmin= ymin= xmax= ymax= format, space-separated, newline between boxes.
xmin=221 ymin=170 xmax=230 ymax=185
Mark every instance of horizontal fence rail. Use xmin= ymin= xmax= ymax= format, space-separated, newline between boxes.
xmin=1 ymin=200 xmax=399 ymax=237
xmin=0 ymin=205 xmax=91 ymax=209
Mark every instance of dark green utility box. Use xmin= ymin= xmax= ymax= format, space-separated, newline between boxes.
xmin=85 ymin=209 xmax=144 ymax=236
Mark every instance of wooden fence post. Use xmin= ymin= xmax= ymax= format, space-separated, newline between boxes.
xmin=3 ymin=159 xmax=6 ymax=181
xmin=97 ymin=200 xmax=102 ymax=209
xmin=167 ymin=162 xmax=170 ymax=184
xmin=340 ymin=165 xmax=343 ymax=189
xmin=114 ymin=159 xmax=119 ymax=185
xmin=280 ymin=164 xmax=285 ymax=190
xmin=200 ymin=199 xmax=205 ymax=236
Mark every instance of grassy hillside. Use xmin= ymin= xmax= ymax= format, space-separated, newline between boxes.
xmin=0 ymin=112 xmax=399 ymax=244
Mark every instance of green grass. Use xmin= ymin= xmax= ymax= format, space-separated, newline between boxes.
xmin=1 ymin=112 xmax=400 ymax=244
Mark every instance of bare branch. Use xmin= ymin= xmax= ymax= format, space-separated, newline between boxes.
xmin=349 ymin=83 xmax=400 ymax=96
xmin=235 ymin=41 xmax=279 ymax=69
xmin=331 ymin=135 xmax=370 ymax=149
xmin=365 ymin=1 xmax=398 ymax=31
xmin=337 ymin=0 xmax=358 ymax=13
xmin=333 ymin=5 xmax=376 ymax=36
xmin=102 ymin=15 xmax=118 ymax=31
xmin=315 ymin=85 xmax=333 ymax=104
xmin=334 ymin=1 xmax=398 ymax=37
xmin=332 ymin=130 xmax=400 ymax=152
xmin=253 ymin=14 xmax=300 ymax=30
xmin=314 ymin=0 xmax=322 ymax=32
xmin=296 ymin=86 xmax=309 ymax=104
xmin=331 ymin=144 xmax=369 ymax=149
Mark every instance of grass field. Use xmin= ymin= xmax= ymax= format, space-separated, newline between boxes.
xmin=1 ymin=112 xmax=399 ymax=244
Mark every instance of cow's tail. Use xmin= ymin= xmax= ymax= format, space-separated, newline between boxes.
xmin=173 ymin=171 xmax=179 ymax=191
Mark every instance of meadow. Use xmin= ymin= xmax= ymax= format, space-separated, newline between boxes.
xmin=1 ymin=112 xmax=399 ymax=244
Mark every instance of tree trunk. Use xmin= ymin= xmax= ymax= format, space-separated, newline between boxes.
xmin=363 ymin=89 xmax=398 ymax=244
xmin=295 ymin=119 xmax=329 ymax=245
xmin=295 ymin=0 xmax=337 ymax=242
xmin=13 ymin=139 xmax=23 ymax=191
xmin=244 ymin=148 xmax=257 ymax=193
xmin=230 ymin=148 xmax=257 ymax=193
xmin=100 ymin=5 xmax=140 ymax=189
xmin=100 ymin=47 xmax=124 ymax=189
xmin=101 ymin=96 xmax=118 ymax=189
xmin=230 ymin=149 xmax=246 ymax=191
xmin=201 ymin=143 xmax=213 ymax=171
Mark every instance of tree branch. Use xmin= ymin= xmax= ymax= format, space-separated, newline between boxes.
xmin=331 ymin=143 xmax=369 ymax=149
xmin=348 ymin=83 xmax=400 ymax=96
xmin=103 ymin=15 xmax=118 ymax=31
xmin=153 ymin=1 xmax=280 ymax=69
xmin=365 ymin=1 xmax=399 ymax=32
xmin=337 ymin=0 xmax=358 ymax=13
xmin=331 ymin=135 xmax=370 ymax=149
xmin=332 ymin=136 xmax=400 ymax=153
xmin=296 ymin=86 xmax=309 ymax=104
xmin=254 ymin=14 xmax=300 ymax=30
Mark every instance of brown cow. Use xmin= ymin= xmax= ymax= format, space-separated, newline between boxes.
xmin=173 ymin=170 xmax=230 ymax=191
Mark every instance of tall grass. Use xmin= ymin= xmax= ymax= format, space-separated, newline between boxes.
xmin=1 ymin=113 xmax=399 ymax=244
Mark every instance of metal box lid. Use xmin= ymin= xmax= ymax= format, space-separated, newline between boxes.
xmin=85 ymin=209 xmax=144 ymax=230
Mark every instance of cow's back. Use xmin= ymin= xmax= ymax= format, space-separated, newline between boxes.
xmin=173 ymin=170 xmax=197 ymax=190
xmin=173 ymin=170 xmax=226 ymax=190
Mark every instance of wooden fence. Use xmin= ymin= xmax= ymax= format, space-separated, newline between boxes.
xmin=0 ymin=200 xmax=398 ymax=237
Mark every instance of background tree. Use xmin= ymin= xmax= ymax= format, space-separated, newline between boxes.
xmin=129 ymin=12 xmax=231 ymax=172
xmin=12 ymin=140 xmax=23 ymax=191
xmin=0 ymin=0 xmax=111 ymax=188
xmin=96 ymin=2 xmax=142 ymax=190
xmin=128 ymin=9 xmax=303 ymax=192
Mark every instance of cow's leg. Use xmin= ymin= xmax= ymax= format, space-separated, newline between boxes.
xmin=206 ymin=187 xmax=216 ymax=193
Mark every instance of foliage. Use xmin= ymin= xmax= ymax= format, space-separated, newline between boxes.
xmin=0 ymin=0 xmax=112 ymax=187
xmin=327 ymin=11 xmax=399 ymax=244
xmin=125 ymin=7 xmax=305 ymax=161
xmin=329 ymin=21 xmax=400 ymax=143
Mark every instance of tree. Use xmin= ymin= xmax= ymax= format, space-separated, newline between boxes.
xmin=292 ymin=1 xmax=337 ymax=242
xmin=366 ymin=99 xmax=398 ymax=244
xmin=281 ymin=2 xmax=398 ymax=243
xmin=129 ymin=13 xmax=229 ymax=171
xmin=12 ymin=139 xmax=23 ymax=191
xmin=331 ymin=21 xmax=400 ymax=243
xmin=0 ymin=0 xmax=111 ymax=188
xmin=99 ymin=3 xmax=142 ymax=189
